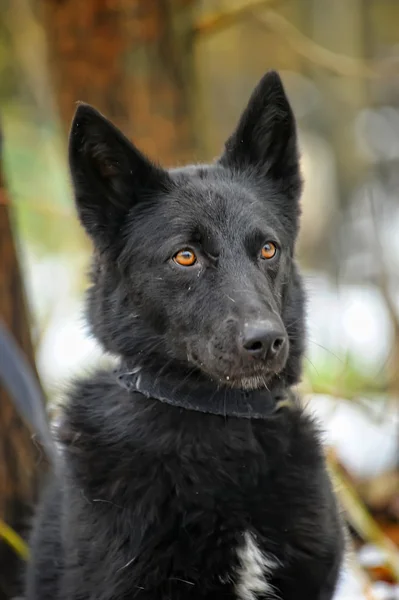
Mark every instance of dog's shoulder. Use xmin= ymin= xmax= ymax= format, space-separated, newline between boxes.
xmin=57 ymin=368 xmax=150 ymax=469
xmin=59 ymin=368 xmax=143 ymax=441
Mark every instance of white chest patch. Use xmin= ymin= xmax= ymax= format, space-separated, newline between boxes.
xmin=235 ymin=531 xmax=279 ymax=600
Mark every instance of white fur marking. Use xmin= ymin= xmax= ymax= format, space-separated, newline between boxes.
xmin=235 ymin=532 xmax=278 ymax=600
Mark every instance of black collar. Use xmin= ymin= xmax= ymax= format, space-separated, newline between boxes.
xmin=116 ymin=365 xmax=289 ymax=419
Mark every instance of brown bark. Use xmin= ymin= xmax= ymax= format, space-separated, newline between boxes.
xmin=0 ymin=126 xmax=44 ymax=599
xmin=40 ymin=0 xmax=198 ymax=165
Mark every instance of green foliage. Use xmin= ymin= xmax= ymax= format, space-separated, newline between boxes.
xmin=303 ymin=352 xmax=388 ymax=400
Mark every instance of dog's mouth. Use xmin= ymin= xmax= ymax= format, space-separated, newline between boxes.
xmin=214 ymin=368 xmax=279 ymax=390
xmin=187 ymin=351 xmax=284 ymax=390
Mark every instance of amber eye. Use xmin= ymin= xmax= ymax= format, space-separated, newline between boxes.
xmin=261 ymin=242 xmax=277 ymax=260
xmin=173 ymin=249 xmax=197 ymax=267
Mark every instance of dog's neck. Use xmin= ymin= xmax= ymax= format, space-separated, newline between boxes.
xmin=116 ymin=362 xmax=290 ymax=419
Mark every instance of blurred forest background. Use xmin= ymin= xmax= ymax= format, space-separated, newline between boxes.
xmin=0 ymin=0 xmax=398 ymax=599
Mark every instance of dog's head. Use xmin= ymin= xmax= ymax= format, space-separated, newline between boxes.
xmin=69 ymin=71 xmax=305 ymax=389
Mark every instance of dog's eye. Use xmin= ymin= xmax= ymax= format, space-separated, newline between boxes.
xmin=173 ymin=249 xmax=197 ymax=267
xmin=261 ymin=242 xmax=277 ymax=260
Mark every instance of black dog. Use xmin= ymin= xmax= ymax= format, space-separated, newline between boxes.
xmin=26 ymin=71 xmax=344 ymax=600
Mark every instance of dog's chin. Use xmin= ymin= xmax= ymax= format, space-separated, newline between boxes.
xmin=226 ymin=374 xmax=272 ymax=390
xmin=192 ymin=361 xmax=282 ymax=391
xmin=186 ymin=346 xmax=287 ymax=390
xmin=216 ymin=371 xmax=276 ymax=390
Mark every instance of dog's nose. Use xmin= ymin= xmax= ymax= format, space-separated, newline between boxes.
xmin=242 ymin=320 xmax=287 ymax=360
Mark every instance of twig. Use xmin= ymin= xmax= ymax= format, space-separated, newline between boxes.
xmin=367 ymin=194 xmax=399 ymax=397
xmin=194 ymin=3 xmax=383 ymax=80
xmin=193 ymin=0 xmax=279 ymax=38
xmin=254 ymin=11 xmax=375 ymax=78
xmin=350 ymin=555 xmax=379 ymax=600
xmin=0 ymin=517 xmax=29 ymax=560
xmin=344 ymin=536 xmax=379 ymax=600
xmin=328 ymin=452 xmax=399 ymax=582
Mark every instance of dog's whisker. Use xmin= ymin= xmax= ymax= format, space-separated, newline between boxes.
xmin=170 ymin=577 xmax=195 ymax=586
xmin=117 ymin=556 xmax=137 ymax=572
xmin=303 ymin=356 xmax=320 ymax=377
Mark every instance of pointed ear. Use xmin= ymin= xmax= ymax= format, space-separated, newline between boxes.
xmin=219 ymin=71 xmax=301 ymax=197
xmin=69 ymin=104 xmax=170 ymax=250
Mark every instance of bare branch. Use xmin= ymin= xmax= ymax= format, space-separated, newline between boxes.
xmin=193 ymin=0 xmax=279 ymax=38
xmin=328 ymin=451 xmax=399 ymax=582
xmin=254 ymin=10 xmax=375 ymax=78
xmin=367 ymin=194 xmax=399 ymax=397
xmin=194 ymin=4 xmax=384 ymax=79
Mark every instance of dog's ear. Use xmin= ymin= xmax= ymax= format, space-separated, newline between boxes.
xmin=220 ymin=71 xmax=301 ymax=197
xmin=69 ymin=104 xmax=170 ymax=249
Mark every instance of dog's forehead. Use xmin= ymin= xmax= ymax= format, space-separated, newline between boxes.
xmin=167 ymin=166 xmax=265 ymax=225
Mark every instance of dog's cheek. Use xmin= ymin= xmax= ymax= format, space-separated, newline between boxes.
xmin=167 ymin=312 xmax=202 ymax=357
xmin=138 ymin=295 xmax=169 ymax=336
xmin=163 ymin=301 xmax=206 ymax=360
xmin=125 ymin=269 xmax=166 ymax=326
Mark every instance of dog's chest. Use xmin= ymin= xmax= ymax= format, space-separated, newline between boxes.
xmin=233 ymin=531 xmax=278 ymax=600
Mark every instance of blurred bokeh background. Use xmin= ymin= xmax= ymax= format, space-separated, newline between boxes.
xmin=0 ymin=1 xmax=398 ymax=598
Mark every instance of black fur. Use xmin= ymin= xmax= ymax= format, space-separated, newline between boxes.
xmin=26 ymin=71 xmax=344 ymax=599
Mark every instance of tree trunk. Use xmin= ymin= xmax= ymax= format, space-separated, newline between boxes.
xmin=0 ymin=127 xmax=46 ymax=598
xmin=40 ymin=0 xmax=198 ymax=165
